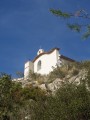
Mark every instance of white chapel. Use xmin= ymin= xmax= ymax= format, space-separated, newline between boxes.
xmin=24 ymin=48 xmax=75 ymax=79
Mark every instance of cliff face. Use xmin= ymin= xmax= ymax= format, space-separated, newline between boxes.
xmin=13 ymin=61 xmax=89 ymax=93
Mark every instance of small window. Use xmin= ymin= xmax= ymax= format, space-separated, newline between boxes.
xmin=37 ymin=60 xmax=41 ymax=71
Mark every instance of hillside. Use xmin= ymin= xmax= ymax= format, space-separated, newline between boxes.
xmin=13 ymin=61 xmax=88 ymax=93
xmin=0 ymin=61 xmax=90 ymax=120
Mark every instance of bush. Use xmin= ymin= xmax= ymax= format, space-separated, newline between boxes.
xmin=47 ymin=66 xmax=68 ymax=82
xmin=32 ymin=80 xmax=90 ymax=120
xmin=72 ymin=69 xmax=79 ymax=76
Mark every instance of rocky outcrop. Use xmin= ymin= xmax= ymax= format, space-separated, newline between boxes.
xmin=12 ymin=69 xmax=87 ymax=93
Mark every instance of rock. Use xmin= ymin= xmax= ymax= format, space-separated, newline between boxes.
xmin=39 ymin=84 xmax=47 ymax=90
xmin=47 ymin=78 xmax=62 ymax=92
xmin=12 ymin=69 xmax=88 ymax=93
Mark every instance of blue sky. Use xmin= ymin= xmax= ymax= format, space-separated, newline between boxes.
xmin=0 ymin=0 xmax=90 ymax=77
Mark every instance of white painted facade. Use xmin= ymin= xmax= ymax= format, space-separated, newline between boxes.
xmin=34 ymin=49 xmax=60 ymax=75
xmin=24 ymin=48 xmax=74 ymax=79
xmin=24 ymin=61 xmax=34 ymax=78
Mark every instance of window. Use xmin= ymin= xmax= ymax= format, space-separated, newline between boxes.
xmin=37 ymin=60 xmax=41 ymax=71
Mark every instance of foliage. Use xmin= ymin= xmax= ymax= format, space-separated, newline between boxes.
xmin=1 ymin=61 xmax=90 ymax=119
xmin=0 ymin=73 xmax=47 ymax=119
xmin=67 ymin=23 xmax=81 ymax=32
xmin=30 ymin=71 xmax=46 ymax=84
xmin=21 ymin=86 xmax=46 ymax=101
xmin=30 ymin=71 xmax=42 ymax=80
xmin=83 ymin=25 xmax=90 ymax=39
xmin=30 ymin=77 xmax=90 ymax=120
xmin=72 ymin=68 xmax=79 ymax=76
xmin=47 ymin=66 xmax=68 ymax=82
xmin=50 ymin=8 xmax=90 ymax=39
xmin=30 ymin=61 xmax=90 ymax=120
xmin=0 ymin=73 xmax=12 ymax=119
xmin=47 ymin=63 xmax=80 ymax=82
xmin=16 ymin=71 xmax=24 ymax=78
xmin=50 ymin=9 xmax=71 ymax=18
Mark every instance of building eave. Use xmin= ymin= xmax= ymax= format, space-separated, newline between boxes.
xmin=32 ymin=47 xmax=60 ymax=63
xmin=61 ymin=55 xmax=75 ymax=62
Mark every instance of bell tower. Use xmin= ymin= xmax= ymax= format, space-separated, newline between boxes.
xmin=37 ymin=49 xmax=44 ymax=55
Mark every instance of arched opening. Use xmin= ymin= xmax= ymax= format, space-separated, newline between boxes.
xmin=37 ymin=60 xmax=41 ymax=71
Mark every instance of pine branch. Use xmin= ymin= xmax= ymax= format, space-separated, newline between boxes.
xmin=50 ymin=9 xmax=90 ymax=39
xmin=67 ymin=24 xmax=82 ymax=32
xmin=50 ymin=9 xmax=71 ymax=18
xmin=50 ymin=9 xmax=90 ymax=19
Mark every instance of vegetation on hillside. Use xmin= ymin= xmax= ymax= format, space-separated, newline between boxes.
xmin=0 ymin=61 xmax=90 ymax=120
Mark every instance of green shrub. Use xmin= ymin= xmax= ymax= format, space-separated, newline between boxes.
xmin=47 ymin=66 xmax=68 ymax=82
xmin=72 ymin=69 xmax=79 ymax=76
